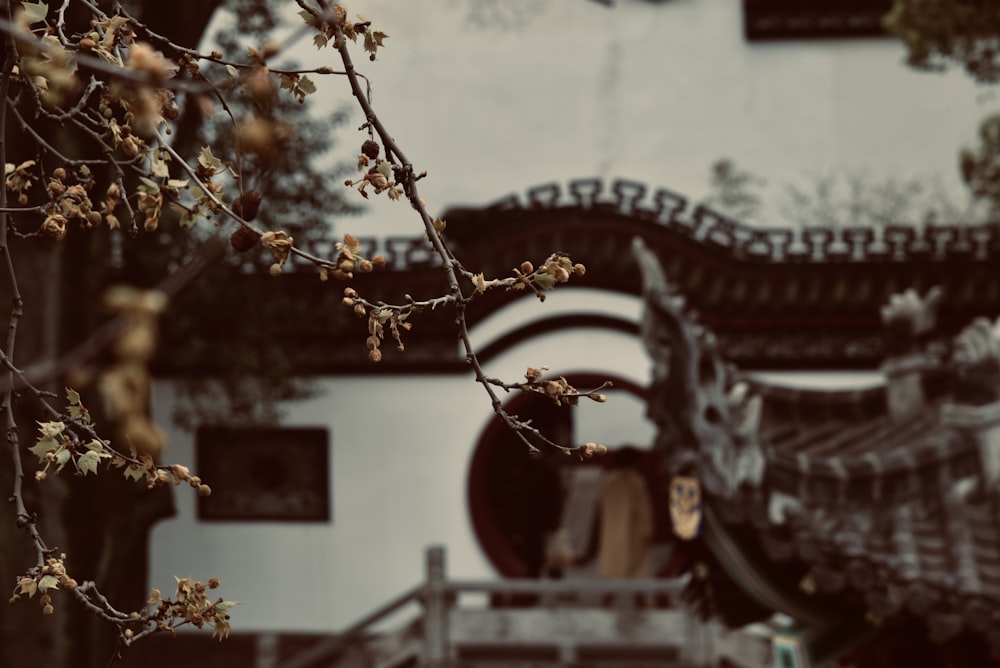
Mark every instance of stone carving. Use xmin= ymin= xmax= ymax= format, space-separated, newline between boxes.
xmin=633 ymin=237 xmax=764 ymax=499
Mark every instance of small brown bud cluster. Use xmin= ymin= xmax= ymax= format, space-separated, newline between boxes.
xmin=167 ymin=462 xmax=211 ymax=497
xmin=346 ymin=145 xmax=403 ymax=200
xmin=581 ymin=442 xmax=608 ymax=458
xmin=346 ymin=289 xmax=413 ymax=363
xmin=10 ymin=557 xmax=78 ymax=614
xmin=521 ymin=371 xmax=610 ymax=408
xmin=148 ymin=576 xmax=235 ymax=641
xmin=524 ymin=366 xmax=550 ymax=383
xmin=230 ymin=226 xmax=261 ymax=253
xmin=506 ymin=253 xmax=586 ymax=302
xmin=6 ymin=160 xmax=36 ymax=205
xmin=328 ymin=234 xmax=384 ymax=280
xmin=361 ymin=140 xmax=380 ymax=159
xmin=126 ymin=42 xmax=179 ymax=85
xmin=37 ymin=164 xmax=112 ymax=238
xmin=232 ymin=190 xmax=262 ymax=222
xmin=542 ymin=376 xmax=579 ymax=406
xmin=136 ymin=181 xmax=162 ymax=232
xmin=238 ymin=117 xmax=294 ymax=157
xmin=261 ymin=230 xmax=293 ymax=275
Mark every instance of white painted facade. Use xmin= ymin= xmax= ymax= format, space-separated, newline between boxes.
xmin=150 ymin=0 xmax=984 ymax=633
xmin=151 ymin=290 xmax=655 ymax=632
xmin=301 ymin=0 xmax=986 ymax=233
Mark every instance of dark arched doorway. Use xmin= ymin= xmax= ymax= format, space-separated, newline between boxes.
xmin=466 ymin=373 xmax=671 ymax=577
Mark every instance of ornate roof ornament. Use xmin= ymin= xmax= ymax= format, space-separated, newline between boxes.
xmin=633 ymin=237 xmax=765 ymax=500
xmin=952 ymin=315 xmax=1000 ymax=406
xmin=880 ymin=286 xmax=942 ymax=355
xmin=879 ymin=286 xmax=945 ymax=420
xmin=635 ymin=234 xmax=1000 ymax=660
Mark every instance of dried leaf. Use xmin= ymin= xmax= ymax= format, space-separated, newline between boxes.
xmin=18 ymin=578 xmax=37 ymax=598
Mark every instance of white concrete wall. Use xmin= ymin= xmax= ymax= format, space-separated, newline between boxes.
xmin=150 ymin=289 xmax=654 ymax=632
xmin=153 ymin=0 xmax=985 ymax=633
xmin=284 ymin=0 xmax=987 ymax=234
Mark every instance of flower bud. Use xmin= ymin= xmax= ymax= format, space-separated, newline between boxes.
xmin=361 ymin=140 xmax=380 ymax=159
xmin=122 ymin=136 xmax=140 ymax=158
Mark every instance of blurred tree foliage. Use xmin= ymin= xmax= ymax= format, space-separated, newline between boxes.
xmin=886 ymin=0 xmax=1000 ymax=216
xmin=123 ymin=0 xmax=360 ymax=427
xmin=885 ymin=0 xmax=1000 ymax=84
xmin=701 ymin=159 xmax=764 ymax=222
xmin=960 ymin=115 xmax=1000 ymax=215
xmin=0 ymin=2 xmax=355 ymax=667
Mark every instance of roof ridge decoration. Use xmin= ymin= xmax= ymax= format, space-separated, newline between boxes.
xmin=633 ymin=236 xmax=765 ymax=500
xmin=486 ymin=178 xmax=1000 ymax=264
xmin=281 ymin=179 xmax=998 ymax=274
xmin=953 ymin=315 xmax=1000 ymax=407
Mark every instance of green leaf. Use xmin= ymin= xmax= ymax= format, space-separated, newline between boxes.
xmin=534 ymin=273 xmax=557 ymax=291
xmin=377 ymin=161 xmax=393 ymax=180
xmin=28 ymin=438 xmax=56 ymax=459
xmin=167 ymin=179 xmax=190 ymax=190
xmin=197 ymin=146 xmax=222 ymax=172
xmin=55 ymin=448 xmax=71 ymax=466
xmin=37 ymin=421 xmax=65 ymax=439
xmin=29 ymin=437 xmax=58 ymax=460
xmin=37 ymin=574 xmax=59 ymax=593
xmin=313 ymin=33 xmax=329 ymax=50
xmin=138 ymin=176 xmax=160 ymax=193
xmin=297 ymin=8 xmax=318 ymax=27
xmin=66 ymin=387 xmax=80 ymax=405
xmin=298 ymin=76 xmax=316 ymax=96
xmin=20 ymin=1 xmax=48 ymax=25
xmin=214 ymin=600 xmax=238 ymax=613
xmin=77 ymin=449 xmax=105 ymax=476
xmin=84 ymin=439 xmax=104 ymax=452
xmin=123 ymin=465 xmax=145 ymax=482
xmin=151 ymin=158 xmax=170 ymax=178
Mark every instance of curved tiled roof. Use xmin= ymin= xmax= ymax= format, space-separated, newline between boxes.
xmin=634 ymin=233 xmax=1000 ymax=660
